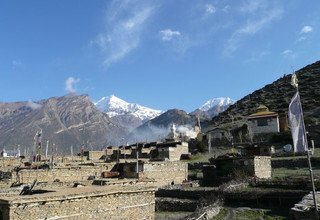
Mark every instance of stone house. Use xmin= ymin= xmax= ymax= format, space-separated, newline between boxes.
xmin=120 ymin=161 xmax=188 ymax=187
xmin=152 ymin=141 xmax=189 ymax=161
xmin=206 ymin=128 xmax=227 ymax=140
xmin=247 ymin=105 xmax=280 ymax=134
xmin=202 ymin=156 xmax=271 ymax=186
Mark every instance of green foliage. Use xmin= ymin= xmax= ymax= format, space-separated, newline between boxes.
xmin=236 ymin=209 xmax=264 ymax=220
xmin=235 ymin=209 xmax=286 ymax=220
xmin=211 ymin=208 xmax=229 ymax=220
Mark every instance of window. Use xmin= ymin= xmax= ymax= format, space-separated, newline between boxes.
xmin=257 ymin=118 xmax=268 ymax=126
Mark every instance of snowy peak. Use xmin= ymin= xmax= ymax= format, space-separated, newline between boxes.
xmin=198 ymin=97 xmax=235 ymax=112
xmin=95 ymin=95 xmax=163 ymax=121
xmin=191 ymin=97 xmax=235 ymax=119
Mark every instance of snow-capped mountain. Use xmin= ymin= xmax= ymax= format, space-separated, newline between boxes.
xmin=191 ymin=97 xmax=235 ymax=119
xmin=95 ymin=95 xmax=163 ymax=122
xmin=198 ymin=97 xmax=235 ymax=112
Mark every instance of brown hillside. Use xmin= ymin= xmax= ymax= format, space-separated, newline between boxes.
xmin=205 ymin=60 xmax=320 ymax=142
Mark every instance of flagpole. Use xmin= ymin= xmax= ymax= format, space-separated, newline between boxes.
xmin=307 ymin=146 xmax=318 ymax=217
xmin=291 ymin=73 xmax=318 ymax=218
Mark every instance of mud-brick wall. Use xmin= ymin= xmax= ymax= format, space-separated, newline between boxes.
xmin=1 ymin=190 xmax=155 ymax=220
xmin=12 ymin=165 xmax=110 ymax=184
xmin=169 ymin=144 xmax=189 ymax=161
xmin=254 ymin=156 xmax=271 ymax=179
xmin=87 ymin=151 xmax=105 ymax=161
xmin=142 ymin=162 xmax=188 ymax=187
xmin=0 ymin=158 xmax=20 ymax=171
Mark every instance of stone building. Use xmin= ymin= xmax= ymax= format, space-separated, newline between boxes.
xmin=105 ymin=140 xmax=189 ymax=162
xmin=206 ymin=128 xmax=227 ymax=140
xmin=203 ymin=156 xmax=271 ymax=186
xmin=121 ymin=161 xmax=188 ymax=187
xmin=83 ymin=150 xmax=105 ymax=161
xmin=153 ymin=141 xmax=189 ymax=161
xmin=247 ymin=105 xmax=280 ymax=134
xmin=0 ymin=184 xmax=156 ymax=219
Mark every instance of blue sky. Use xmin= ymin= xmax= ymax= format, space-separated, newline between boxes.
xmin=1 ymin=0 xmax=320 ymax=112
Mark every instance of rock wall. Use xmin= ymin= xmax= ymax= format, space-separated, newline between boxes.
xmin=142 ymin=162 xmax=188 ymax=187
xmin=12 ymin=165 xmax=111 ymax=184
xmin=87 ymin=151 xmax=105 ymax=161
xmin=169 ymin=143 xmax=189 ymax=161
xmin=254 ymin=156 xmax=272 ymax=179
xmin=0 ymin=187 xmax=155 ymax=220
xmin=0 ymin=158 xmax=21 ymax=171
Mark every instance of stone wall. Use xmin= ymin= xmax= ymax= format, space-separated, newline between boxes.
xmin=87 ymin=151 xmax=105 ymax=161
xmin=233 ymin=156 xmax=271 ymax=179
xmin=169 ymin=143 xmax=189 ymax=161
xmin=11 ymin=165 xmax=112 ymax=184
xmin=0 ymin=186 xmax=155 ymax=220
xmin=0 ymin=158 xmax=21 ymax=171
xmin=254 ymin=156 xmax=272 ymax=179
xmin=142 ymin=162 xmax=188 ymax=187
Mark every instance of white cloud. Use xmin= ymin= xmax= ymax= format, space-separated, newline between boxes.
xmin=300 ymin=25 xmax=313 ymax=34
xmin=205 ymin=4 xmax=216 ymax=14
xmin=223 ymin=7 xmax=283 ymax=56
xmin=282 ymin=49 xmax=292 ymax=55
xmin=159 ymin=29 xmax=193 ymax=54
xmin=281 ymin=49 xmax=296 ymax=59
xmin=297 ymin=36 xmax=306 ymax=42
xmin=91 ymin=1 xmax=155 ymax=67
xmin=160 ymin=29 xmax=181 ymax=41
xmin=65 ymin=77 xmax=80 ymax=94
xmin=27 ymin=100 xmax=42 ymax=110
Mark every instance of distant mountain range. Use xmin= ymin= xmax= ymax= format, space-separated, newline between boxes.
xmin=2 ymin=57 xmax=319 ymax=153
xmin=0 ymin=94 xmax=233 ymax=152
xmin=95 ymin=95 xmax=162 ymax=121
xmin=1 ymin=57 xmax=319 ymax=152
xmin=94 ymin=95 xmax=162 ymax=131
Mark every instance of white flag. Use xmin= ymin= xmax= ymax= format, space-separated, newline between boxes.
xmin=288 ymin=92 xmax=308 ymax=152
xmin=291 ymin=73 xmax=298 ymax=88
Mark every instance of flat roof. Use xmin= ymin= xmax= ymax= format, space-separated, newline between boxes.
xmin=248 ymin=111 xmax=278 ymax=119
xmin=0 ymin=184 xmax=156 ymax=205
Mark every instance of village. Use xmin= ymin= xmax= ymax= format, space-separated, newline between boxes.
xmin=0 ymin=101 xmax=318 ymax=220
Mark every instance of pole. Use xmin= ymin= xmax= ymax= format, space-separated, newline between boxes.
xmin=208 ymin=134 xmax=211 ymax=154
xmin=136 ymin=143 xmax=139 ymax=177
xmin=307 ymin=148 xmax=318 ymax=218
xmin=45 ymin=140 xmax=49 ymax=159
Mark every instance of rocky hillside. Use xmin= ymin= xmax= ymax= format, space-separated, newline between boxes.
xmin=205 ymin=60 xmax=320 ymax=141
xmin=0 ymin=95 xmax=126 ymax=153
